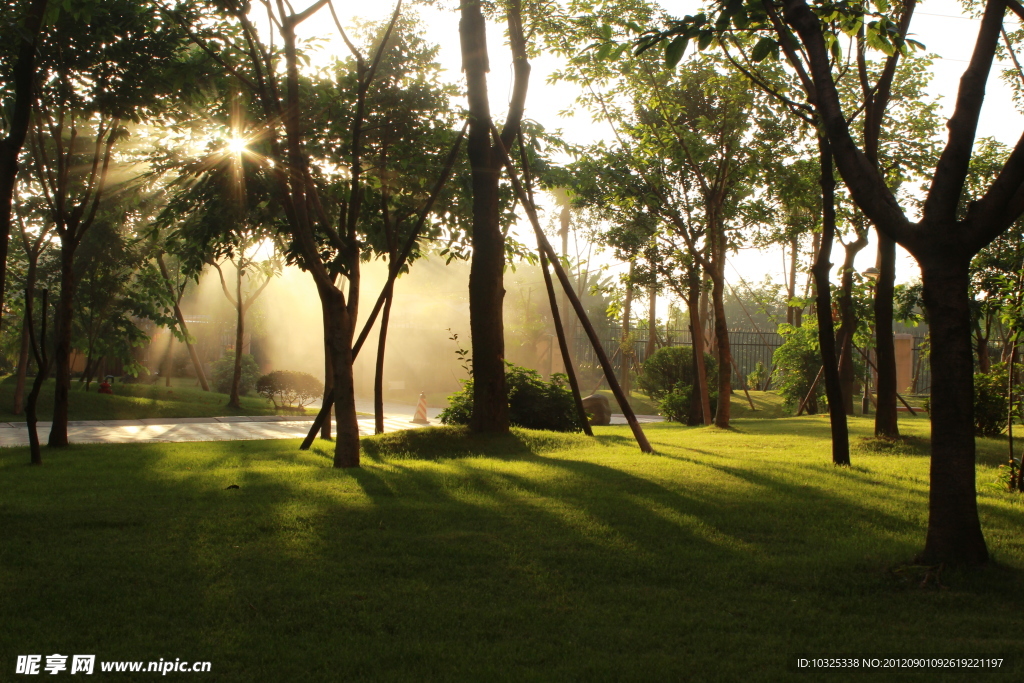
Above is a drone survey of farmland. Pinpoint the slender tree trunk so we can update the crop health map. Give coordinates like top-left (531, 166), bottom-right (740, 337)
top-left (13, 259), bottom-right (38, 415)
top-left (156, 254), bottom-right (209, 391)
top-left (25, 289), bottom-right (49, 466)
top-left (787, 236), bottom-right (798, 325)
top-left (13, 314), bottom-right (30, 414)
top-left (320, 301), bottom-right (334, 440)
top-left (812, 137), bottom-right (850, 465)
top-left (48, 248), bottom-right (76, 447)
top-left (837, 229), bottom-right (868, 414)
top-left (374, 288), bottom-right (394, 435)
top-left (976, 328), bottom-right (991, 374)
top-left (918, 258), bottom-right (987, 565)
top-left (688, 268), bottom-right (712, 425)
top-left (646, 283), bottom-right (657, 360)
top-left (874, 232), bottom-right (900, 437)
top-left (620, 263), bottom-right (634, 395)
top-left (229, 266), bottom-right (244, 408)
top-left (462, 0), bottom-right (509, 434)
top-left (710, 225), bottom-right (732, 428)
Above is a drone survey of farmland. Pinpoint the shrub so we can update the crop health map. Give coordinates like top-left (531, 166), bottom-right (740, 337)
top-left (972, 363), bottom-right (1024, 437)
top-left (772, 322), bottom-right (825, 414)
top-left (637, 346), bottom-right (718, 400)
top-left (211, 351), bottom-right (260, 396)
top-left (439, 362), bottom-right (583, 432)
top-left (256, 370), bottom-right (324, 410)
top-left (659, 387), bottom-right (692, 423)
top-left (747, 361), bottom-right (770, 391)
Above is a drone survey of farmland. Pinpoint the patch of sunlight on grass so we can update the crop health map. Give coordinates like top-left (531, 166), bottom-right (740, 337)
top-left (629, 495), bottom-right (759, 553)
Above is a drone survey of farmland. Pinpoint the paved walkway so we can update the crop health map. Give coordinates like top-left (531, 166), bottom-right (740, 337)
top-left (0, 402), bottom-right (662, 448)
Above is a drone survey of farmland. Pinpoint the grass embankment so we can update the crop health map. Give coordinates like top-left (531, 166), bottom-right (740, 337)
top-left (2, 414), bottom-right (1022, 681)
top-left (0, 377), bottom-right (314, 422)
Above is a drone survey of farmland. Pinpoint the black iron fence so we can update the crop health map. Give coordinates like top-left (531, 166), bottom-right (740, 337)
top-left (573, 324), bottom-right (784, 389)
top-left (573, 323), bottom-right (935, 394)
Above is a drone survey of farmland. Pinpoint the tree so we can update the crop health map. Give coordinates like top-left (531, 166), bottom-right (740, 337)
top-left (25, 0), bottom-right (188, 446)
top-left (459, 0), bottom-right (531, 434)
top-left (173, 1), bottom-right (465, 467)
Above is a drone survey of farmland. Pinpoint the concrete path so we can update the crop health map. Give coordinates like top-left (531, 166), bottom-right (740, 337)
top-left (0, 402), bottom-right (662, 448)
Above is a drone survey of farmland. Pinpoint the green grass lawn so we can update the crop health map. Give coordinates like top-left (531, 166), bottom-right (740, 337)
top-left (0, 377), bottom-right (316, 422)
top-left (2, 415), bottom-right (1023, 681)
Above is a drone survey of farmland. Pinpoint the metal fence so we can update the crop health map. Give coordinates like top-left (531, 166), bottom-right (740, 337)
top-left (573, 325), bottom-right (784, 389)
top-left (574, 324), bottom-right (936, 394)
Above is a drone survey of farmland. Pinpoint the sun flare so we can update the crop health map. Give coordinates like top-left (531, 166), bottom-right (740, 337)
top-left (226, 136), bottom-right (249, 154)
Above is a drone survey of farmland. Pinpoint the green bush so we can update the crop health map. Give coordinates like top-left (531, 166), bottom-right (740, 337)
top-left (211, 351), bottom-right (260, 396)
top-left (439, 362), bottom-right (582, 432)
top-left (256, 370), bottom-right (323, 410)
top-left (637, 346), bottom-right (718, 400)
top-left (659, 387), bottom-right (692, 423)
top-left (772, 322), bottom-right (825, 414)
top-left (972, 363), bottom-right (1024, 437)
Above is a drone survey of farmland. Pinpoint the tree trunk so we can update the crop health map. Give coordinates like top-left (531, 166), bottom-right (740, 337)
top-left (48, 249), bottom-right (75, 447)
top-left (646, 283), bottom-right (657, 360)
top-left (874, 232), bottom-right (900, 437)
top-left (787, 235), bottom-right (799, 325)
top-left (837, 229), bottom-right (868, 415)
top-left (462, 0), bottom-right (509, 434)
top-left (975, 328), bottom-right (991, 374)
top-left (812, 137), bottom-right (850, 466)
top-left (323, 288), bottom-right (359, 468)
top-left (156, 254), bottom-right (209, 391)
top-left (688, 267), bottom-right (712, 425)
top-left (13, 258), bottom-right (38, 415)
top-left (13, 313), bottom-right (29, 415)
top-left (710, 225), bottom-right (732, 428)
top-left (620, 263), bottom-right (634, 396)
top-left (918, 258), bottom-right (988, 565)
top-left (374, 288), bottom-right (394, 435)
top-left (228, 266), bottom-right (244, 408)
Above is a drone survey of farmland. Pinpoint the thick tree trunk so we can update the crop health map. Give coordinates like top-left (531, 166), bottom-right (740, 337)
top-left (374, 288), bottom-right (394, 435)
top-left (48, 249), bottom-right (75, 447)
top-left (461, 0), bottom-right (509, 434)
top-left (874, 233), bottom-right (900, 437)
top-left (228, 268), bottom-right (244, 408)
top-left (812, 137), bottom-right (850, 465)
top-left (918, 259), bottom-right (988, 564)
top-left (323, 288), bottom-right (359, 468)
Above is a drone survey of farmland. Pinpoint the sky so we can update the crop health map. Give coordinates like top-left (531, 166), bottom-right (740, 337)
top-left (287, 0), bottom-right (1024, 312)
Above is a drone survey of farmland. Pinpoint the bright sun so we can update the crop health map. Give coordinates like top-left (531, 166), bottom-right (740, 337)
top-left (226, 136), bottom-right (248, 154)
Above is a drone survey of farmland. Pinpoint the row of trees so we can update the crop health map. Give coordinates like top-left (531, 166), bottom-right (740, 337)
top-left (6, 0), bottom-right (1023, 565)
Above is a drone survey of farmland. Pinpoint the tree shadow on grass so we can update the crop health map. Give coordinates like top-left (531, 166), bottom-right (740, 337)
top-left (4, 437), bottom-right (1024, 681)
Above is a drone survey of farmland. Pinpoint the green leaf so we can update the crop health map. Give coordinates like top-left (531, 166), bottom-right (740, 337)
top-left (751, 36), bottom-right (778, 62)
top-left (830, 36), bottom-right (842, 61)
top-left (698, 30), bottom-right (715, 51)
top-left (665, 35), bottom-right (688, 68)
